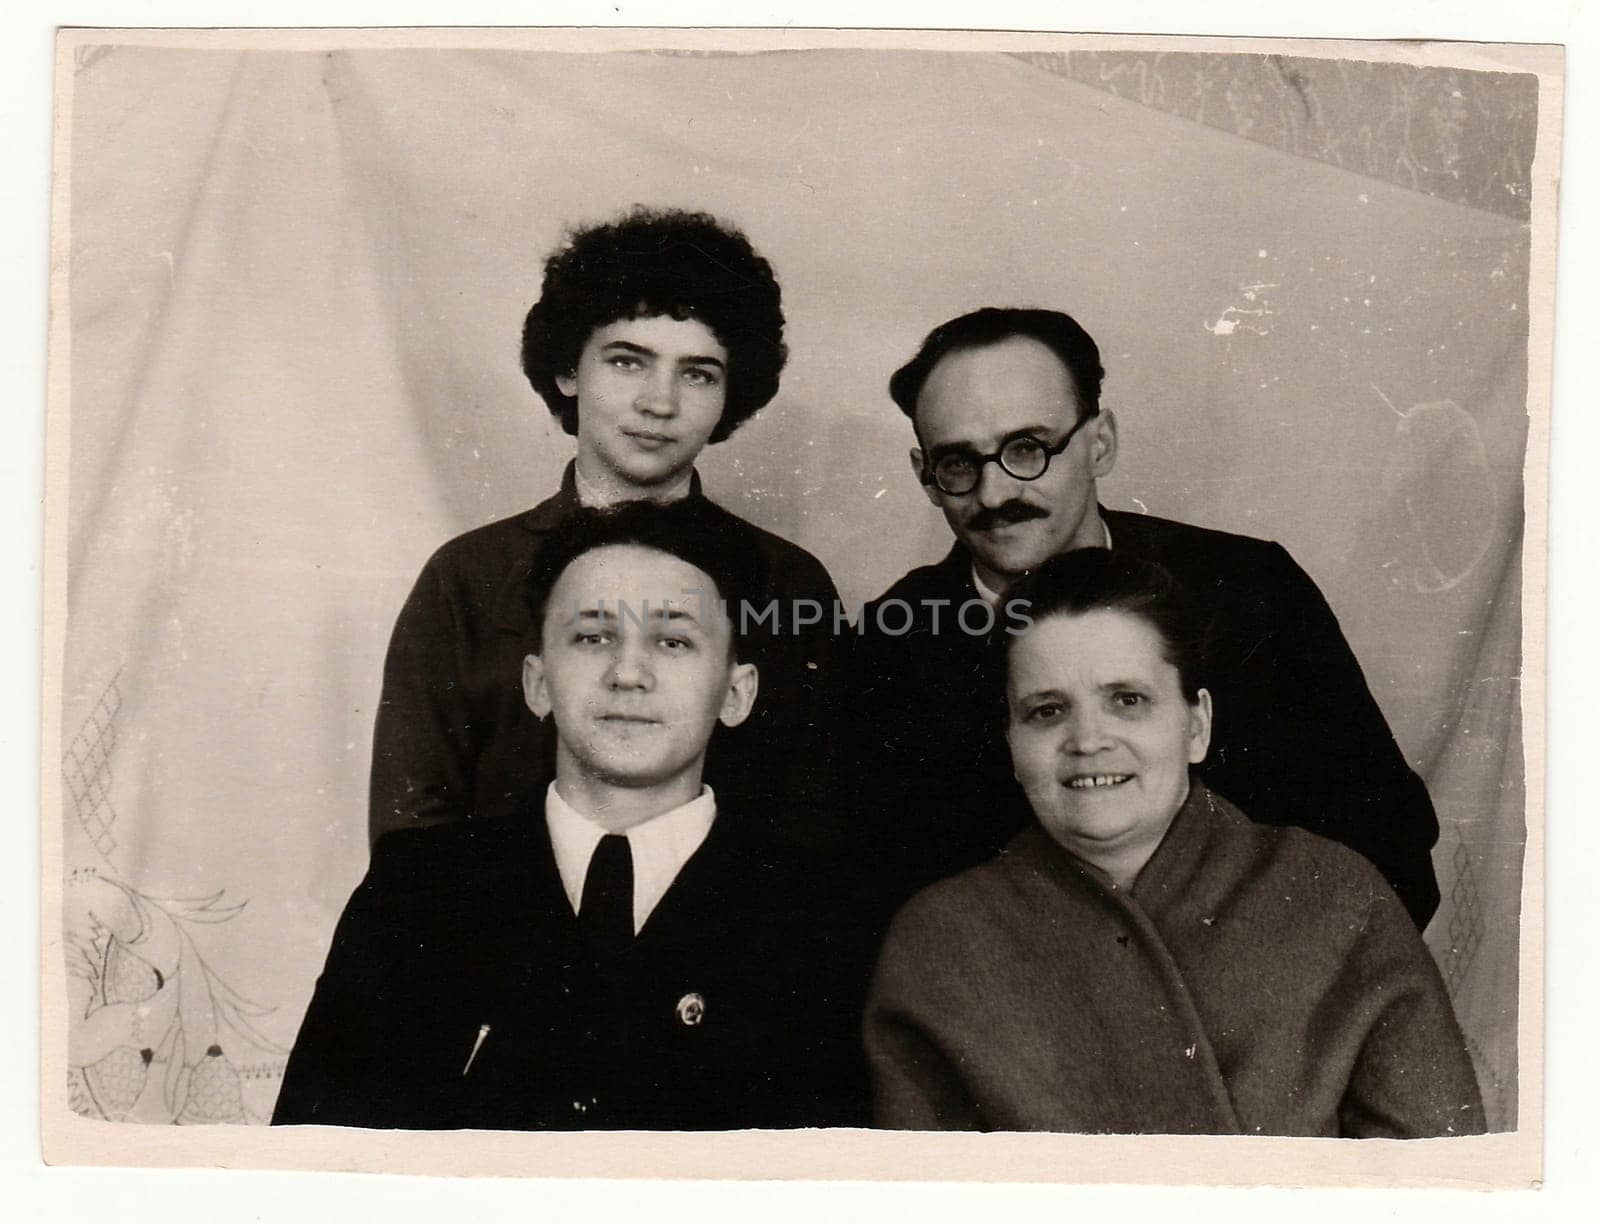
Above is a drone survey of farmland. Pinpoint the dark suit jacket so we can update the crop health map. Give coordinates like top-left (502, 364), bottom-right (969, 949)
top-left (849, 508), bottom-right (1440, 929)
top-left (272, 812), bottom-right (872, 1131)
top-left (368, 464), bottom-right (845, 851)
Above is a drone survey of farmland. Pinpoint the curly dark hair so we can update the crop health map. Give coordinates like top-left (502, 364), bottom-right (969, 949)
top-left (521, 207), bottom-right (788, 444)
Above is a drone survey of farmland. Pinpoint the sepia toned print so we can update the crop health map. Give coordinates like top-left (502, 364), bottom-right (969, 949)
top-left (43, 26), bottom-right (1555, 1185)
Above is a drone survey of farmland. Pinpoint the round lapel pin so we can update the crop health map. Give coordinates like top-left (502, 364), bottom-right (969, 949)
top-left (676, 992), bottom-right (706, 1027)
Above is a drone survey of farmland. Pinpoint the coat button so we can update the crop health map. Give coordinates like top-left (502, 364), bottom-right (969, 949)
top-left (676, 992), bottom-right (706, 1027)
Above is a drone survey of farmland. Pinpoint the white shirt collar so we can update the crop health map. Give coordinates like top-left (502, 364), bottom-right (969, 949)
top-left (970, 565), bottom-right (1006, 609)
top-left (572, 464), bottom-right (695, 509)
top-left (544, 783), bottom-right (718, 934)
top-left (970, 514), bottom-right (1113, 605)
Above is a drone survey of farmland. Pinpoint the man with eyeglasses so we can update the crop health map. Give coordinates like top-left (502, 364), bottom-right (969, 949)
top-left (850, 307), bottom-right (1440, 931)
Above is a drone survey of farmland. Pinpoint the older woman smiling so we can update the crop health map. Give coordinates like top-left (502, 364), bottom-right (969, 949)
top-left (863, 549), bottom-right (1485, 1137)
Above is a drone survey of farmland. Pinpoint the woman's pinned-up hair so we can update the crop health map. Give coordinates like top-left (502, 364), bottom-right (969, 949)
top-left (521, 206), bottom-right (788, 442)
top-left (1003, 548), bottom-right (1213, 703)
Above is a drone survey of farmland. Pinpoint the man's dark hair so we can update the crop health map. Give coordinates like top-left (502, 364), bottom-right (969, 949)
top-left (521, 207), bottom-right (788, 444)
top-left (888, 307), bottom-right (1106, 423)
top-left (1002, 549), bottom-right (1210, 702)
top-left (527, 499), bottom-right (768, 662)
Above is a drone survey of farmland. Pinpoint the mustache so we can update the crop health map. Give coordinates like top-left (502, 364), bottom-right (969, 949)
top-left (968, 501), bottom-right (1048, 532)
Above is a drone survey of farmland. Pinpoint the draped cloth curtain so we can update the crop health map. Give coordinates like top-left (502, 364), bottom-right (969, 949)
top-left (56, 43), bottom-right (1536, 1129)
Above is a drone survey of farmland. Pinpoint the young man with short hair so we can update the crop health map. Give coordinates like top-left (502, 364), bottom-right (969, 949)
top-left (275, 501), bottom-right (869, 1130)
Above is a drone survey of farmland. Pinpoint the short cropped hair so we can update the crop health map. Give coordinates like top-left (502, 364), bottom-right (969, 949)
top-left (1002, 549), bottom-right (1210, 702)
top-left (521, 207), bottom-right (788, 444)
top-left (526, 499), bottom-right (768, 663)
top-left (888, 307), bottom-right (1106, 423)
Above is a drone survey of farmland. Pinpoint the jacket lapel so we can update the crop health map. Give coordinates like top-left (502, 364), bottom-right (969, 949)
top-left (455, 816), bottom-right (590, 1006)
top-left (631, 812), bottom-right (754, 952)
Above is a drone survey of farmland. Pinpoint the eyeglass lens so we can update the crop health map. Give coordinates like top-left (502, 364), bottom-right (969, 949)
top-left (933, 433), bottom-right (1059, 495)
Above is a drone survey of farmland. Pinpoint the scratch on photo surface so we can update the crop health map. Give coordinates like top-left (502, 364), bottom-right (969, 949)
top-left (1357, 880), bottom-right (1375, 934)
top-left (1238, 633), bottom-right (1269, 666)
top-left (1204, 282), bottom-right (1277, 337)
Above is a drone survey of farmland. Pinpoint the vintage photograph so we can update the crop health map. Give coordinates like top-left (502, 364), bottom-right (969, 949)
top-left (42, 26), bottom-right (1555, 1184)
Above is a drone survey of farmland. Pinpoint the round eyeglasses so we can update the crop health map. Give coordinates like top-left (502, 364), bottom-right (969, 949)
top-left (921, 415), bottom-right (1094, 497)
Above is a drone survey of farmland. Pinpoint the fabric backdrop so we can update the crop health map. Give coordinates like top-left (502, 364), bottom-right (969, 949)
top-left (57, 43), bottom-right (1536, 1129)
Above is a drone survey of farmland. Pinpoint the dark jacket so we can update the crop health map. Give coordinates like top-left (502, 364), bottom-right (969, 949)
top-left (864, 785), bottom-right (1482, 1136)
top-left (273, 811), bottom-right (872, 1131)
top-left (368, 465), bottom-right (845, 851)
top-left (849, 508), bottom-right (1441, 928)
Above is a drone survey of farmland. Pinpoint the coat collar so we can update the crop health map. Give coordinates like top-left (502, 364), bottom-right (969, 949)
top-left (1003, 780), bottom-right (1225, 920)
top-left (1129, 781), bottom-right (1230, 919)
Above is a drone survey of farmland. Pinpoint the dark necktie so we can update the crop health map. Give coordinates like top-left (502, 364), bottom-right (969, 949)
top-left (579, 834), bottom-right (634, 962)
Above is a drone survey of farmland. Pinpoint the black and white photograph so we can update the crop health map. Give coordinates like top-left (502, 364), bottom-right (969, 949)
top-left (40, 21), bottom-right (1555, 1187)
